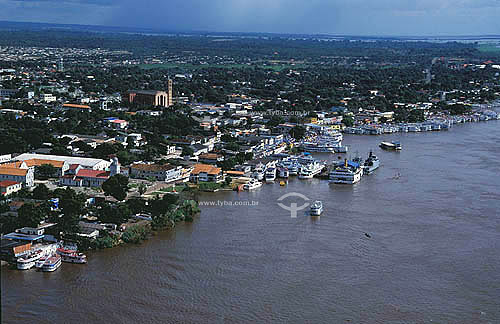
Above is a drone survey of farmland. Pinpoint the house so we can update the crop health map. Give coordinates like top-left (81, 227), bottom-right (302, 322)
top-left (77, 227), bottom-right (100, 240)
top-left (189, 164), bottom-right (224, 183)
top-left (127, 133), bottom-right (147, 147)
top-left (129, 163), bottom-right (182, 182)
top-left (0, 180), bottom-right (22, 196)
top-left (42, 93), bottom-right (57, 103)
top-left (190, 144), bottom-right (209, 156)
top-left (198, 153), bottom-right (224, 165)
top-left (108, 119), bottom-right (129, 129)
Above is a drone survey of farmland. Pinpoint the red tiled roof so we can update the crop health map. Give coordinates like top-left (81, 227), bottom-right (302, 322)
top-left (0, 167), bottom-right (28, 176)
top-left (0, 180), bottom-right (19, 187)
top-left (76, 169), bottom-right (110, 179)
top-left (63, 103), bottom-right (90, 109)
top-left (191, 163), bottom-right (222, 175)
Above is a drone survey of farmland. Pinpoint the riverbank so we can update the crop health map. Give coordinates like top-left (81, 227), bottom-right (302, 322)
top-left (77, 198), bottom-right (201, 252)
top-left (344, 108), bottom-right (500, 135)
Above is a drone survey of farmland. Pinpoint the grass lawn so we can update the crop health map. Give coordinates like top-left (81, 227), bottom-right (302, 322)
top-left (477, 44), bottom-right (500, 53)
top-left (159, 185), bottom-right (185, 192)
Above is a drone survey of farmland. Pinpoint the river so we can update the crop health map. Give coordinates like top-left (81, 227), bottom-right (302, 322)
top-left (2, 120), bottom-right (500, 323)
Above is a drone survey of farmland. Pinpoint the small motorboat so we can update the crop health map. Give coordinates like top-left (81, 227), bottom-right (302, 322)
top-left (310, 200), bottom-right (323, 216)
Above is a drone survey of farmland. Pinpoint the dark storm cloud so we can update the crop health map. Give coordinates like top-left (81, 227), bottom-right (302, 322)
top-left (1, 0), bottom-right (499, 35)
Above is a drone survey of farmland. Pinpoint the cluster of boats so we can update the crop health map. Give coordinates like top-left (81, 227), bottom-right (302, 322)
top-left (344, 110), bottom-right (499, 136)
top-left (243, 150), bottom-right (383, 189)
top-left (245, 153), bottom-right (327, 190)
top-left (344, 122), bottom-right (450, 135)
top-left (298, 132), bottom-right (348, 153)
top-left (16, 244), bottom-right (87, 272)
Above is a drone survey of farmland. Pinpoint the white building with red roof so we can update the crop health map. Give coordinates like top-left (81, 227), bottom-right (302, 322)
top-left (60, 169), bottom-right (111, 187)
top-left (0, 180), bottom-right (22, 196)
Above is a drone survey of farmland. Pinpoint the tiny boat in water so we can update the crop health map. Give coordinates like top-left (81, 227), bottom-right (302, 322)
top-left (310, 201), bottom-right (323, 216)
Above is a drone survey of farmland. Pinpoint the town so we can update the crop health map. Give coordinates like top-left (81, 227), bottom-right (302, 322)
top-left (1, 29), bottom-right (500, 271)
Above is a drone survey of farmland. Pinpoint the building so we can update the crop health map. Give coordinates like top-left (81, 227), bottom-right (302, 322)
top-left (60, 169), bottom-right (110, 187)
top-left (198, 153), bottom-right (224, 165)
top-left (124, 81), bottom-right (173, 107)
top-left (108, 119), bottom-right (128, 129)
top-left (0, 89), bottom-right (18, 97)
top-left (14, 154), bottom-right (111, 171)
top-left (189, 164), bottom-right (224, 183)
top-left (41, 93), bottom-right (57, 103)
top-left (23, 158), bottom-right (70, 177)
top-left (58, 57), bottom-right (64, 72)
top-left (0, 239), bottom-right (31, 261)
top-left (0, 180), bottom-right (22, 196)
top-left (129, 163), bottom-right (182, 182)
top-left (0, 164), bottom-right (35, 187)
top-left (0, 154), bottom-right (12, 163)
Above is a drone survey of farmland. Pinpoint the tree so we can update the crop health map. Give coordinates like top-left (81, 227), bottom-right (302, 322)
top-left (225, 142), bottom-right (240, 152)
top-left (182, 146), bottom-right (194, 157)
top-left (342, 115), bottom-right (354, 127)
top-left (32, 183), bottom-right (51, 200)
top-left (102, 174), bottom-right (129, 201)
top-left (138, 183), bottom-right (147, 196)
top-left (50, 145), bottom-right (71, 156)
top-left (98, 203), bottom-right (131, 225)
top-left (57, 188), bottom-right (85, 235)
top-left (92, 143), bottom-right (118, 159)
top-left (149, 193), bottom-right (179, 217)
top-left (18, 203), bottom-right (47, 228)
top-left (126, 198), bottom-right (147, 215)
top-left (72, 140), bottom-right (93, 152)
top-left (37, 164), bottom-right (58, 179)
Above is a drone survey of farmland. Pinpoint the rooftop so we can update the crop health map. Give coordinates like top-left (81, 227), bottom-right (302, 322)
top-left (63, 103), bottom-right (91, 109)
top-left (0, 180), bottom-right (19, 187)
top-left (14, 153), bottom-right (110, 168)
top-left (0, 167), bottom-right (28, 176)
top-left (76, 169), bottom-right (110, 179)
top-left (130, 163), bottom-right (177, 172)
top-left (24, 158), bottom-right (65, 168)
top-left (191, 163), bottom-right (222, 175)
top-left (3, 232), bottom-right (44, 241)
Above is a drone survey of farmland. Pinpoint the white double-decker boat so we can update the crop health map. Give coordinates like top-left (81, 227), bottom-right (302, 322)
top-left (17, 243), bottom-right (59, 270)
top-left (42, 254), bottom-right (62, 272)
top-left (57, 247), bottom-right (87, 264)
top-left (329, 159), bottom-right (363, 184)
top-left (298, 161), bottom-right (324, 179)
top-left (17, 251), bottom-right (43, 270)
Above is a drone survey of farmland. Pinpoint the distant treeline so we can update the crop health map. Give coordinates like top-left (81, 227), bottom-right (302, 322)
top-left (0, 29), bottom-right (486, 62)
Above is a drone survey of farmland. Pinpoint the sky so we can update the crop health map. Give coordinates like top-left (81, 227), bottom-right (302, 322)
top-left (1, 0), bottom-right (499, 36)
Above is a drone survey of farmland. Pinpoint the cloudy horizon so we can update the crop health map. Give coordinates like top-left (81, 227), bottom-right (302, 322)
top-left (1, 0), bottom-right (499, 36)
